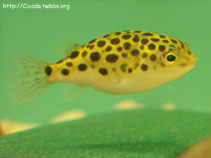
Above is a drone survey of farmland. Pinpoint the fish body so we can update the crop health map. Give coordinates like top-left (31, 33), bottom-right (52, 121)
top-left (9, 30), bottom-right (196, 105)
top-left (47, 30), bottom-right (196, 93)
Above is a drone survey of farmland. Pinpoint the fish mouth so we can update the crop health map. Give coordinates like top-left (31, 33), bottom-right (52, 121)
top-left (190, 56), bottom-right (197, 67)
top-left (179, 54), bottom-right (197, 67)
top-left (180, 60), bottom-right (196, 67)
top-left (191, 54), bottom-right (197, 62)
top-left (190, 61), bottom-right (196, 67)
top-left (179, 59), bottom-right (196, 67)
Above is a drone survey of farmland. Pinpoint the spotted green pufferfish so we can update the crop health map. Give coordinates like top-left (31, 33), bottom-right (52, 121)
top-left (10, 30), bottom-right (196, 105)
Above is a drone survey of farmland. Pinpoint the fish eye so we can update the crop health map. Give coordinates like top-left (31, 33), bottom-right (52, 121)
top-left (166, 54), bottom-right (176, 62)
top-left (162, 51), bottom-right (178, 66)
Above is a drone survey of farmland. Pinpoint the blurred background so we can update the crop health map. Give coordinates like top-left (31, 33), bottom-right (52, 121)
top-left (1, 0), bottom-right (211, 134)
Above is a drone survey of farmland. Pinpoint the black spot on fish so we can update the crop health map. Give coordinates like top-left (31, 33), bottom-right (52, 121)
top-left (134, 31), bottom-right (141, 33)
top-left (103, 34), bottom-right (110, 38)
top-left (132, 35), bottom-right (139, 42)
top-left (61, 69), bottom-right (69, 76)
top-left (78, 63), bottom-right (87, 71)
top-left (117, 46), bottom-right (122, 52)
top-left (110, 38), bottom-right (120, 45)
top-left (106, 54), bottom-right (119, 63)
top-left (142, 52), bottom-right (148, 58)
top-left (159, 45), bottom-right (166, 52)
top-left (122, 53), bottom-right (128, 58)
top-left (140, 45), bottom-right (144, 50)
top-left (128, 68), bottom-right (133, 73)
top-left (122, 34), bottom-right (131, 39)
top-left (170, 44), bottom-right (176, 48)
top-left (89, 39), bottom-right (96, 44)
top-left (179, 40), bottom-right (185, 48)
top-left (45, 66), bottom-right (52, 76)
top-left (82, 50), bottom-right (88, 58)
top-left (148, 43), bottom-right (156, 50)
top-left (141, 39), bottom-right (149, 45)
top-left (97, 40), bottom-right (106, 47)
top-left (131, 49), bottom-right (140, 56)
top-left (90, 52), bottom-right (101, 62)
top-left (114, 32), bottom-right (121, 35)
top-left (163, 40), bottom-right (169, 43)
top-left (66, 62), bottom-right (73, 67)
top-left (105, 45), bottom-right (112, 52)
top-left (70, 51), bottom-right (79, 58)
top-left (151, 38), bottom-right (160, 42)
top-left (56, 59), bottom-right (63, 64)
top-left (159, 35), bottom-right (166, 38)
top-left (141, 64), bottom-right (148, 71)
top-left (150, 54), bottom-right (157, 62)
top-left (99, 68), bottom-right (108, 76)
top-left (123, 42), bottom-right (131, 50)
top-left (142, 32), bottom-right (154, 36)
top-left (89, 45), bottom-right (94, 49)
top-left (170, 39), bottom-right (178, 44)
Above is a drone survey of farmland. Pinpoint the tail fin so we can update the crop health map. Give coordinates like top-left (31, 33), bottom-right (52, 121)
top-left (7, 54), bottom-right (51, 105)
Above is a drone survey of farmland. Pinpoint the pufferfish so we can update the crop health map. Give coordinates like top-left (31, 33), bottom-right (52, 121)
top-left (10, 30), bottom-right (196, 105)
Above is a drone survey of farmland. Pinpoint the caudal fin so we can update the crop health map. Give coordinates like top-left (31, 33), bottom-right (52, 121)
top-left (7, 54), bottom-right (51, 105)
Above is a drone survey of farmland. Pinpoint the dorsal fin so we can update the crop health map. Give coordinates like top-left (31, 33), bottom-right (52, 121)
top-left (66, 44), bottom-right (81, 57)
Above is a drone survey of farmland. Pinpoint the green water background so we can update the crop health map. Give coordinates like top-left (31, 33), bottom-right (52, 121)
top-left (1, 0), bottom-right (211, 124)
